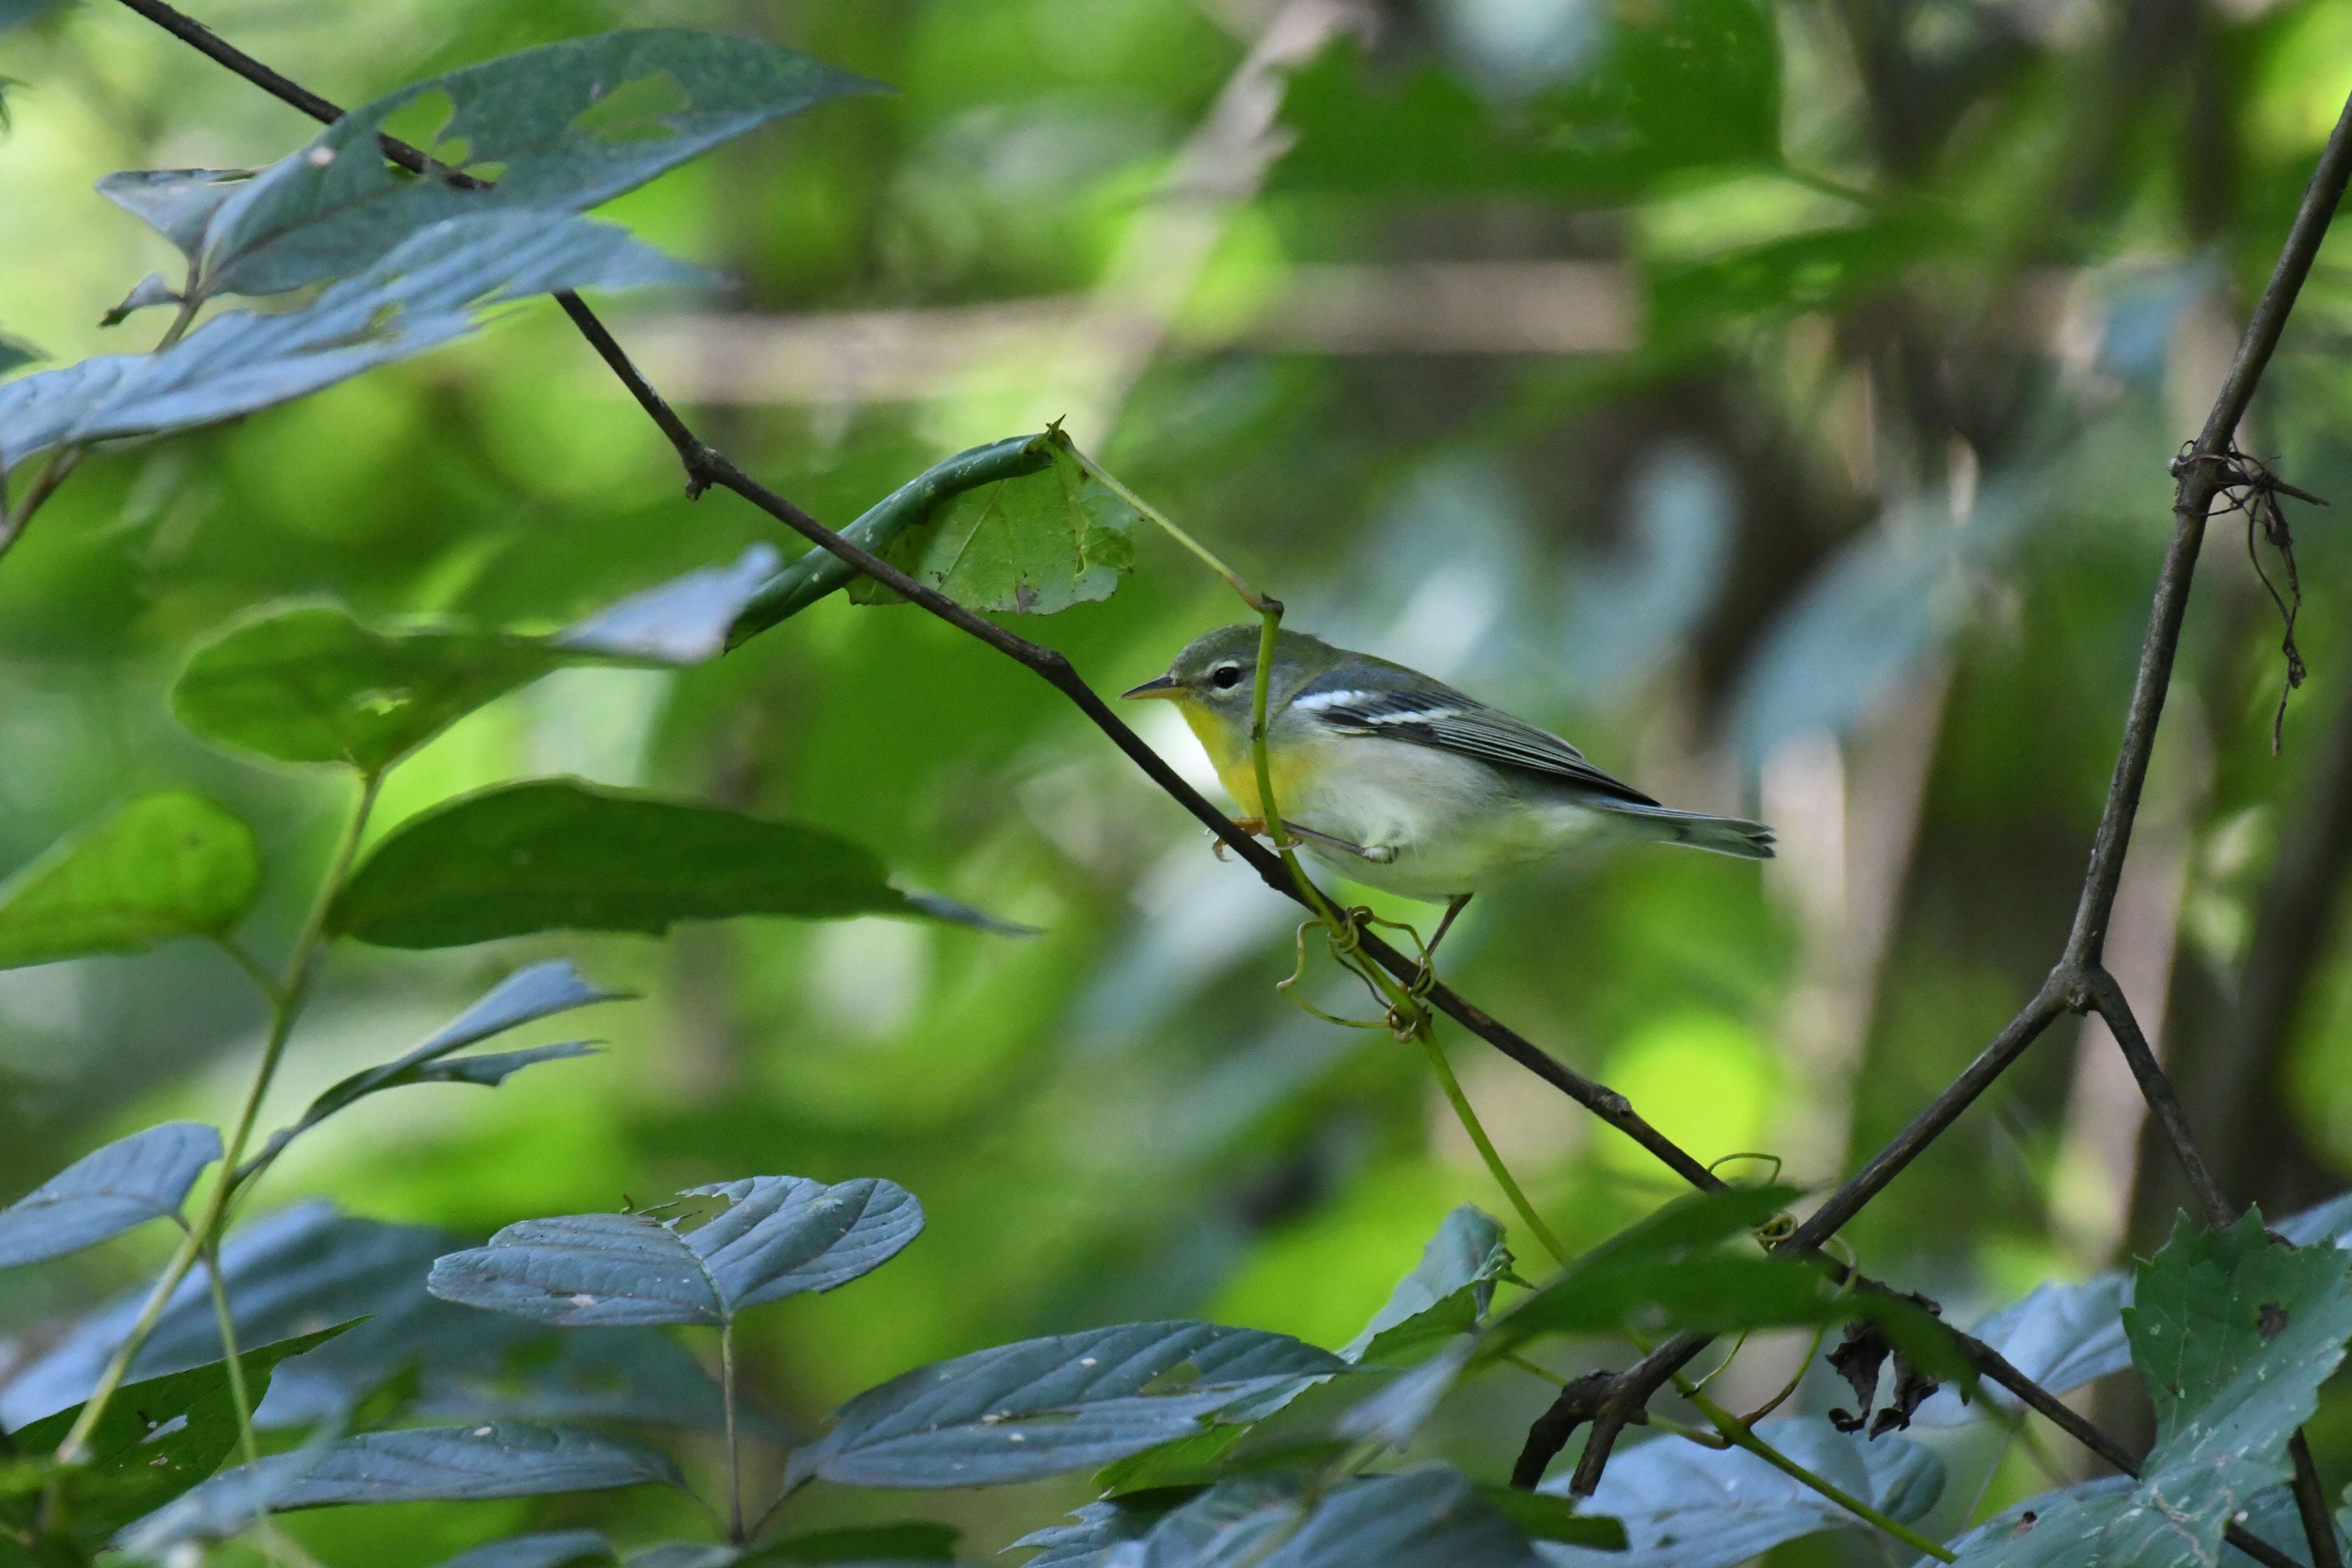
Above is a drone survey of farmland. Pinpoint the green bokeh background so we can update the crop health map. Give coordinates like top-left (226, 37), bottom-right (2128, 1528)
top-left (8, 0), bottom-right (2352, 1559)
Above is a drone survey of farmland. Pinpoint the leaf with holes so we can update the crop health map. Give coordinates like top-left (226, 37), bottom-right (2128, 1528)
top-left (0, 1122), bottom-right (219, 1269)
top-left (1949, 1211), bottom-right (2352, 1567)
top-left (427, 1175), bottom-right (923, 1328)
top-left (1343, 1205), bottom-right (1509, 1365)
top-left (325, 779), bottom-right (998, 947)
top-left (193, 29), bottom-right (877, 299)
top-left (787, 1321), bottom-right (1352, 1489)
top-left (0, 209), bottom-right (694, 474)
top-left (0, 792), bottom-right (259, 970)
top-left (849, 429), bottom-right (1137, 615)
top-left (0, 1324), bottom-right (354, 1547)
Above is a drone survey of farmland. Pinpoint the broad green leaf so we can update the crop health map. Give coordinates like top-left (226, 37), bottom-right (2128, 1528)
top-left (427, 1174), bottom-right (924, 1327)
top-left (1342, 1205), bottom-right (1510, 1364)
top-left (97, 168), bottom-right (253, 258)
top-left (0, 210), bottom-right (695, 474)
top-left (2, 1202), bottom-right (723, 1436)
top-left (429, 1534), bottom-right (616, 1568)
top-left (727, 434), bottom-right (1048, 642)
top-left (1335, 1338), bottom-right (1473, 1450)
top-left (1274, 11), bottom-right (1779, 203)
top-left (1949, 1211), bottom-right (2352, 1567)
top-left (0, 792), bottom-right (260, 969)
top-left (324, 779), bottom-right (981, 947)
top-left (176, 545), bottom-right (782, 773)
top-left (1472, 1486), bottom-right (1626, 1550)
top-left (175, 605), bottom-right (560, 773)
top-left (196, 30), bottom-right (876, 299)
top-left (0, 1323), bottom-right (355, 1547)
top-left (786, 1322), bottom-right (1353, 1489)
top-left (0, 1122), bottom-right (219, 1268)
top-left (1537, 1416), bottom-right (1942, 1563)
top-left (244, 961), bottom-right (619, 1171)
top-left (121, 1424), bottom-right (681, 1547)
top-left (847, 428), bottom-right (1137, 615)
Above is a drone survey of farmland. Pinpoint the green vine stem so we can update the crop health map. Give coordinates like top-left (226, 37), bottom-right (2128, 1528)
top-left (1419, 1034), bottom-right (1568, 1265)
top-left (52, 770), bottom-right (382, 1476)
top-left (721, 1320), bottom-right (744, 1544)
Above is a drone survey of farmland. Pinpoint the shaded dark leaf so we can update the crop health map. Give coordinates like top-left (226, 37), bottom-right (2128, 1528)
top-left (326, 779), bottom-right (980, 947)
top-left (0, 1122), bottom-right (218, 1268)
top-left (196, 29), bottom-right (878, 298)
top-left (744, 1521), bottom-right (959, 1563)
top-left (1471, 1486), bottom-right (1625, 1549)
top-left (787, 1322), bottom-right (1352, 1488)
top-left (1010, 1495), bottom-right (1188, 1568)
top-left (125, 1424), bottom-right (680, 1540)
top-left (2, 1324), bottom-right (354, 1545)
top-left (0, 331), bottom-right (38, 375)
top-left (1334, 1339), bottom-right (1472, 1450)
top-left (0, 791), bottom-right (260, 970)
top-left (98, 271), bottom-right (180, 329)
top-left (1538, 1416), bottom-right (1942, 1566)
top-left (428, 1174), bottom-right (923, 1327)
top-left (1132, 1467), bottom-right (1546, 1568)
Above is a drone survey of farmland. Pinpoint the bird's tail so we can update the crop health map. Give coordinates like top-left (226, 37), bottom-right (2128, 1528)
top-left (1606, 802), bottom-right (1776, 860)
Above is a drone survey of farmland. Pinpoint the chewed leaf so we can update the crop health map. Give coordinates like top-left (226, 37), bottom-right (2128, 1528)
top-left (851, 429), bottom-right (1138, 615)
top-left (0, 792), bottom-right (260, 970)
top-left (196, 29), bottom-right (877, 298)
top-left (325, 779), bottom-right (1003, 947)
top-left (786, 1321), bottom-right (1351, 1489)
top-left (0, 209), bottom-right (694, 474)
top-left (428, 1175), bottom-right (922, 1328)
top-left (0, 1123), bottom-right (220, 1269)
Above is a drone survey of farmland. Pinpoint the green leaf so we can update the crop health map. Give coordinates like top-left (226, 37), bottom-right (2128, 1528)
top-left (1646, 211), bottom-right (1955, 358)
top-left (0, 1323), bottom-right (356, 1546)
top-left (1273, 11), bottom-right (1779, 203)
top-left (1950, 1211), bottom-right (2352, 1567)
top-left (196, 30), bottom-right (878, 299)
top-left (0, 792), bottom-right (260, 969)
top-left (325, 780), bottom-right (988, 947)
top-left (743, 1521), bottom-right (959, 1563)
top-left (174, 604), bottom-right (561, 773)
top-left (0, 210), bottom-right (694, 475)
top-left (97, 169), bottom-right (253, 259)
top-left (0, 330), bottom-right (38, 376)
top-left (849, 428), bottom-right (1138, 615)
top-left (726, 434), bottom-right (1048, 642)
top-left (1126, 1468), bottom-right (1548, 1568)
top-left (1471, 1486), bottom-right (1628, 1549)
top-left (176, 547), bottom-right (784, 773)
top-left (426, 1174), bottom-right (924, 1327)
top-left (786, 1322), bottom-right (1353, 1489)
top-left (428, 1534), bottom-right (615, 1568)
top-left (1343, 1206), bottom-right (1510, 1364)
top-left (0, 1123), bottom-right (219, 1268)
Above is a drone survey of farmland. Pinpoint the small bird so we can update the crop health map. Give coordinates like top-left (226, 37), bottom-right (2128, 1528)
top-left (1123, 624), bottom-right (1773, 953)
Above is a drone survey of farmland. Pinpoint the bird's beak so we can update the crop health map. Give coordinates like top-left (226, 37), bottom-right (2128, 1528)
top-left (1121, 673), bottom-right (1181, 700)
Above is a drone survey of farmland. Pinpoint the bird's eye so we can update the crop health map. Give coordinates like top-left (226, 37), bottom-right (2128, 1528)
top-left (1210, 664), bottom-right (1244, 690)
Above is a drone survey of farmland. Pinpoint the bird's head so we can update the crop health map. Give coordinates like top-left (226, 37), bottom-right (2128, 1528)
top-left (1122, 624), bottom-right (1343, 728)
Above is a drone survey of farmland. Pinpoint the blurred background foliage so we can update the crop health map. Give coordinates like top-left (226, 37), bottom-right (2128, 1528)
top-left (5, 0), bottom-right (2352, 1558)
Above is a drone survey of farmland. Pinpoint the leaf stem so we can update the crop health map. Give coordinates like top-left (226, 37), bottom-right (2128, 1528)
top-left (721, 1319), bottom-right (744, 1544)
top-left (200, 1247), bottom-right (261, 1469)
top-left (1075, 442), bottom-right (1271, 612)
top-left (1420, 1033), bottom-right (1567, 1266)
top-left (1678, 1384), bottom-right (1955, 1562)
top-left (51, 771), bottom-right (380, 1470)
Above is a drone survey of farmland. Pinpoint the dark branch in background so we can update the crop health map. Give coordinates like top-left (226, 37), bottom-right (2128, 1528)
top-left (109, 5), bottom-right (2352, 1558)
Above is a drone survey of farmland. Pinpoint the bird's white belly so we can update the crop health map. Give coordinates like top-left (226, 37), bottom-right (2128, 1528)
top-left (1285, 739), bottom-right (1614, 902)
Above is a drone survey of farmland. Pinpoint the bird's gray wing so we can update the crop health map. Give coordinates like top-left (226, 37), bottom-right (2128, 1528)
top-left (1297, 687), bottom-right (1660, 807)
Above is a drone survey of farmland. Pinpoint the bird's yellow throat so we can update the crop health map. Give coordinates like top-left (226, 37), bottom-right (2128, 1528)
top-left (1170, 696), bottom-right (1315, 817)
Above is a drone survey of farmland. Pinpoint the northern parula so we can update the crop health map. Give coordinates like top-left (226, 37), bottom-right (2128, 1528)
top-left (1124, 624), bottom-right (1773, 947)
